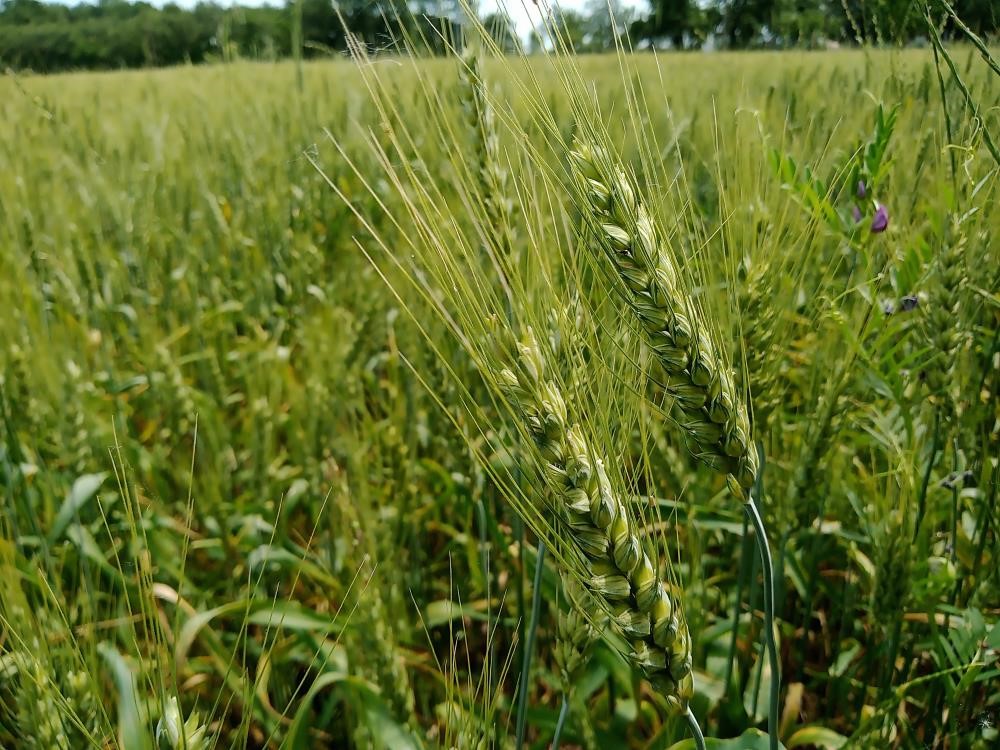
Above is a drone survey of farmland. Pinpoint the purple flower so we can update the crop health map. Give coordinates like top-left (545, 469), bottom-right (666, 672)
top-left (856, 179), bottom-right (867, 199)
top-left (871, 203), bottom-right (889, 234)
top-left (851, 204), bottom-right (862, 223)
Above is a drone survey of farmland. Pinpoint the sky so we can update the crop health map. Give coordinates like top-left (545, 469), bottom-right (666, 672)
top-left (480, 1), bottom-right (644, 36)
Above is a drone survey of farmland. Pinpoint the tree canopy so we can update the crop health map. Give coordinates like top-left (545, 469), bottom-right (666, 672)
top-left (0, 0), bottom-right (995, 73)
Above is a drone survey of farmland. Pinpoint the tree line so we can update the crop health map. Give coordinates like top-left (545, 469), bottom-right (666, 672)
top-left (0, 0), bottom-right (995, 73)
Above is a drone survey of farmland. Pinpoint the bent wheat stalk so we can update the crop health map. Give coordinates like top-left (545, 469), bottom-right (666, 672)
top-left (568, 141), bottom-right (780, 749)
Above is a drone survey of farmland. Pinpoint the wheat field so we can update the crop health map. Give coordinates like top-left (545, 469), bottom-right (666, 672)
top-left (1, 43), bottom-right (998, 749)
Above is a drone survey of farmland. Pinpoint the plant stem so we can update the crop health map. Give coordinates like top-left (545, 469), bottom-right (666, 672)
top-left (723, 512), bottom-right (752, 696)
top-left (747, 443), bottom-right (780, 750)
top-left (515, 540), bottom-right (546, 750)
top-left (965, 460), bottom-right (998, 605)
top-left (914, 408), bottom-right (941, 541)
top-left (950, 436), bottom-right (959, 569)
top-left (685, 707), bottom-right (707, 750)
top-left (552, 695), bottom-right (569, 750)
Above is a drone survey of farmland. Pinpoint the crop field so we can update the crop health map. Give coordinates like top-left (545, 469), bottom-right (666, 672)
top-left (1, 37), bottom-right (998, 750)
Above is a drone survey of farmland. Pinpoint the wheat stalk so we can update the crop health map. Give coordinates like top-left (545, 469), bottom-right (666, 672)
top-left (566, 139), bottom-right (779, 749)
top-left (922, 214), bottom-right (970, 415)
top-left (737, 260), bottom-right (784, 432)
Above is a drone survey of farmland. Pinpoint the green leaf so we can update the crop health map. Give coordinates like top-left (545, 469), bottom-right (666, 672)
top-left (829, 640), bottom-right (861, 678)
top-left (99, 643), bottom-right (152, 750)
top-left (743, 652), bottom-right (774, 724)
top-left (787, 725), bottom-right (848, 749)
top-left (358, 688), bottom-right (423, 750)
top-left (48, 472), bottom-right (107, 544)
top-left (244, 602), bottom-right (344, 633)
top-left (176, 601), bottom-right (249, 663)
top-left (986, 621), bottom-right (1000, 651)
top-left (286, 665), bottom-right (421, 750)
top-left (65, 525), bottom-right (117, 575)
top-left (424, 599), bottom-right (478, 628)
top-left (668, 728), bottom-right (783, 749)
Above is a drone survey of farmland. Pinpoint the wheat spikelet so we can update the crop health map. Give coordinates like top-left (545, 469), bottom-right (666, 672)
top-left (157, 696), bottom-right (209, 750)
top-left (334, 483), bottom-right (416, 727)
top-left (497, 326), bottom-right (693, 712)
top-left (568, 142), bottom-right (758, 500)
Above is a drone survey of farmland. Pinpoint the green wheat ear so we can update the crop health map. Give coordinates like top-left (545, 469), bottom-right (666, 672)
top-left (568, 140), bottom-right (758, 500)
top-left (458, 45), bottom-right (515, 259)
top-left (553, 575), bottom-right (605, 750)
top-left (496, 325), bottom-right (693, 712)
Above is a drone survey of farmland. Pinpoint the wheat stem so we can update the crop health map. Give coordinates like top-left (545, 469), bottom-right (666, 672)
top-left (685, 707), bottom-right (707, 750)
top-left (723, 512), bottom-right (752, 697)
top-left (515, 541), bottom-right (546, 750)
top-left (552, 696), bottom-right (570, 750)
top-left (748, 497), bottom-right (780, 750)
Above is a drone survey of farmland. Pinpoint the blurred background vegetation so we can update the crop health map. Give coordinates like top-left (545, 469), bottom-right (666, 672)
top-left (0, 0), bottom-right (997, 73)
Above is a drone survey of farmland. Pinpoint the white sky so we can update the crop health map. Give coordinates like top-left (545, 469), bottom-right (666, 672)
top-left (480, 1), bottom-right (645, 35)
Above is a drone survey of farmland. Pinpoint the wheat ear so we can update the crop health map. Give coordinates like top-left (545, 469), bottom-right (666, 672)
top-left (738, 261), bottom-right (784, 432)
top-left (458, 46), bottom-right (514, 258)
top-left (922, 215), bottom-right (969, 412)
top-left (157, 696), bottom-right (208, 750)
top-left (497, 327), bottom-right (693, 712)
top-left (552, 575), bottom-right (603, 750)
top-left (569, 142), bottom-right (757, 499)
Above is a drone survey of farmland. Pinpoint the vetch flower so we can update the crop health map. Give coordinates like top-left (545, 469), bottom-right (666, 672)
top-left (856, 179), bottom-right (867, 199)
top-left (871, 203), bottom-right (889, 233)
top-left (851, 204), bottom-right (862, 223)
